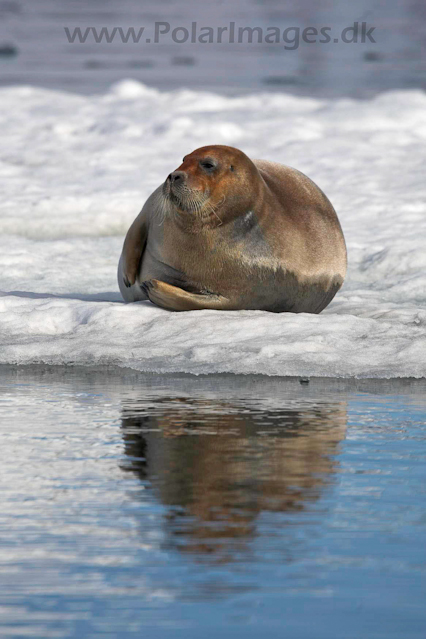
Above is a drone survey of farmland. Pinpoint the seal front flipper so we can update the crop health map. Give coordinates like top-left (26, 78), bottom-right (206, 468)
top-left (142, 280), bottom-right (235, 312)
top-left (121, 210), bottom-right (148, 287)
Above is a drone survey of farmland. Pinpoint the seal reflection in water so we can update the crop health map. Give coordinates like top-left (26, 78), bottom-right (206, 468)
top-left (120, 396), bottom-right (347, 559)
top-left (118, 145), bottom-right (347, 312)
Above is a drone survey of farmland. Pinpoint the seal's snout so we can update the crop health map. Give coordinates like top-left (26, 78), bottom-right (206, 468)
top-left (168, 170), bottom-right (187, 184)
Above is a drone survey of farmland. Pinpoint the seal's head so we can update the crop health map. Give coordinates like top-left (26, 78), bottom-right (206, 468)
top-left (162, 145), bottom-right (262, 224)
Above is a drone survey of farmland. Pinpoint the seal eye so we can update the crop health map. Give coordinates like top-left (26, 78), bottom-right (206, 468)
top-left (200, 160), bottom-right (216, 171)
top-left (230, 165), bottom-right (234, 172)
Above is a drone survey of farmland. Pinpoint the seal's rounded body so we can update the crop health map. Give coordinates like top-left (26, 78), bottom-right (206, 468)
top-left (118, 145), bottom-right (346, 312)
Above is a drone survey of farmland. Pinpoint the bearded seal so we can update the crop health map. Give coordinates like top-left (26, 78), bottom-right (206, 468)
top-left (117, 145), bottom-right (347, 312)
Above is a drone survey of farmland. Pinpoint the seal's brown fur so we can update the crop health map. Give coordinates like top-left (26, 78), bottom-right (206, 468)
top-left (118, 145), bottom-right (347, 312)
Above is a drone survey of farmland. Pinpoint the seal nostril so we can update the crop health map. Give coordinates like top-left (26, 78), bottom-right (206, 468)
top-left (170, 171), bottom-right (186, 183)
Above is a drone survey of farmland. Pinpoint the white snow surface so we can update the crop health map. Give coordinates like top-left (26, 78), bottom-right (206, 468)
top-left (1, 80), bottom-right (425, 378)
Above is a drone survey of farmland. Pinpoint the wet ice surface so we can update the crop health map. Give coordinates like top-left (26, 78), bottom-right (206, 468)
top-left (1, 82), bottom-right (426, 377)
top-left (0, 366), bottom-right (425, 638)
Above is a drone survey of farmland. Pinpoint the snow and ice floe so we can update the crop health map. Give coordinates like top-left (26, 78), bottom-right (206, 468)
top-left (0, 80), bottom-right (425, 377)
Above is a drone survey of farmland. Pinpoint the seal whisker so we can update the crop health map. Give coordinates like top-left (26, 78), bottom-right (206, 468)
top-left (154, 192), bottom-right (172, 226)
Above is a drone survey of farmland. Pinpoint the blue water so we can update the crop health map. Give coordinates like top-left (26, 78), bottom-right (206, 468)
top-left (0, 367), bottom-right (425, 637)
top-left (0, 0), bottom-right (425, 97)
